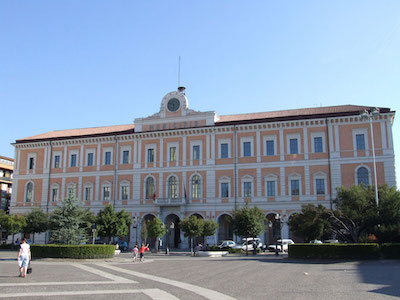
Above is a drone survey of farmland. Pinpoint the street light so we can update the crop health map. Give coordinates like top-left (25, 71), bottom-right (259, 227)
top-left (360, 108), bottom-right (380, 207)
top-left (91, 224), bottom-right (97, 245)
top-left (274, 214), bottom-right (281, 256)
top-left (132, 216), bottom-right (138, 246)
top-left (165, 222), bottom-right (175, 255)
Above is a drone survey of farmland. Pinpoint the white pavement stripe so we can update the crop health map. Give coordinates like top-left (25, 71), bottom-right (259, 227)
top-left (0, 288), bottom-right (178, 299)
top-left (0, 281), bottom-right (130, 287)
top-left (95, 263), bottom-right (236, 300)
top-left (72, 263), bottom-right (136, 283)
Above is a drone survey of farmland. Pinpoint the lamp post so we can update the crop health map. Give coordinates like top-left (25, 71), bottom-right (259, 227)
top-left (91, 224), bottom-right (97, 245)
top-left (360, 108), bottom-right (380, 207)
top-left (165, 222), bottom-right (175, 255)
top-left (274, 214), bottom-right (281, 256)
top-left (132, 216), bottom-right (138, 246)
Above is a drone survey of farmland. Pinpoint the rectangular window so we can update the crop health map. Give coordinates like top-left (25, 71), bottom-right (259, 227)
top-left (221, 143), bottom-right (228, 158)
top-left (356, 134), bottom-right (365, 150)
top-left (70, 154), bottom-right (77, 167)
top-left (291, 179), bottom-right (300, 196)
top-left (105, 152), bottom-right (111, 165)
top-left (243, 142), bottom-right (251, 157)
top-left (103, 187), bottom-right (110, 201)
top-left (67, 187), bottom-right (76, 199)
top-left (316, 179), bottom-right (325, 195)
top-left (122, 150), bottom-right (129, 164)
top-left (193, 145), bottom-right (200, 160)
top-left (54, 155), bottom-right (61, 168)
top-left (267, 181), bottom-right (276, 197)
top-left (29, 157), bottom-right (35, 170)
top-left (51, 188), bottom-right (58, 202)
top-left (147, 148), bottom-right (154, 163)
top-left (243, 182), bottom-right (252, 197)
top-left (85, 187), bottom-right (92, 201)
top-left (169, 147), bottom-right (177, 162)
top-left (121, 186), bottom-right (128, 200)
top-left (314, 137), bottom-right (323, 153)
top-left (290, 139), bottom-right (298, 154)
top-left (221, 183), bottom-right (229, 198)
top-left (87, 153), bottom-right (94, 166)
top-left (266, 140), bottom-right (275, 156)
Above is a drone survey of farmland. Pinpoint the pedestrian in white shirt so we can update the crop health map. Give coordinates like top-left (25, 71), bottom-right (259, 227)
top-left (17, 238), bottom-right (31, 278)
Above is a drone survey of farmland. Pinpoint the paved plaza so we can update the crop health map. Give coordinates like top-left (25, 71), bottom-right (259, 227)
top-left (1, 250), bottom-right (400, 299)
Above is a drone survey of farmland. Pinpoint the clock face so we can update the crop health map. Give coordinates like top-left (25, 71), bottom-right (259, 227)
top-left (167, 98), bottom-right (180, 112)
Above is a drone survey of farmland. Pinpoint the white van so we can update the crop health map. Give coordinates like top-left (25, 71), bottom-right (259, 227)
top-left (232, 238), bottom-right (262, 251)
top-left (267, 239), bottom-right (294, 252)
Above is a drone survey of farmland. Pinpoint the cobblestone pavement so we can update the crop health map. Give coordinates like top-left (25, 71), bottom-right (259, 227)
top-left (1, 250), bottom-right (400, 299)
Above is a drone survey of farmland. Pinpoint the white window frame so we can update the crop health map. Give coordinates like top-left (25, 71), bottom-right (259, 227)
top-left (145, 144), bottom-right (157, 164)
top-left (53, 151), bottom-right (62, 169)
top-left (352, 128), bottom-right (369, 154)
top-left (84, 182), bottom-right (94, 202)
top-left (103, 147), bottom-right (113, 166)
top-left (67, 183), bottom-right (77, 200)
top-left (355, 165), bottom-right (372, 186)
top-left (265, 174), bottom-right (278, 197)
top-left (50, 183), bottom-right (59, 202)
top-left (190, 173), bottom-right (202, 199)
top-left (218, 138), bottom-right (231, 159)
top-left (287, 134), bottom-right (301, 155)
top-left (167, 142), bottom-right (179, 163)
top-left (241, 175), bottom-right (254, 198)
top-left (241, 137), bottom-right (254, 157)
top-left (69, 150), bottom-right (79, 167)
top-left (144, 176), bottom-right (156, 200)
top-left (219, 176), bottom-right (231, 198)
top-left (24, 181), bottom-right (34, 203)
top-left (85, 149), bottom-right (96, 167)
top-left (27, 153), bottom-right (36, 173)
top-left (313, 172), bottom-right (327, 195)
top-left (166, 175), bottom-right (179, 199)
top-left (288, 173), bottom-right (302, 196)
top-left (190, 140), bottom-right (202, 163)
top-left (120, 180), bottom-right (130, 200)
top-left (120, 146), bottom-right (131, 164)
top-left (311, 132), bottom-right (326, 153)
top-left (101, 181), bottom-right (112, 201)
top-left (263, 135), bottom-right (277, 156)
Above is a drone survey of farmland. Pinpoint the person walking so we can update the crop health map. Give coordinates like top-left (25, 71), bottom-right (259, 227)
top-left (139, 244), bottom-right (149, 262)
top-left (132, 244), bottom-right (139, 262)
top-left (17, 238), bottom-right (31, 278)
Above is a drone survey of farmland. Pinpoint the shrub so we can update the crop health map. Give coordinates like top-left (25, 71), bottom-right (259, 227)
top-left (31, 244), bottom-right (115, 259)
top-left (288, 243), bottom-right (380, 259)
top-left (381, 243), bottom-right (400, 259)
top-left (0, 244), bottom-right (15, 250)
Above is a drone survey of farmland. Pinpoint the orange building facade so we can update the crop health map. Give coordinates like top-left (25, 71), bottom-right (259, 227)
top-left (11, 88), bottom-right (396, 247)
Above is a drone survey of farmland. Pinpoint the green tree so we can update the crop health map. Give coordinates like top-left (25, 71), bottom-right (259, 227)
top-left (330, 185), bottom-right (378, 242)
top-left (202, 219), bottom-right (218, 241)
top-left (24, 208), bottom-right (48, 243)
top-left (49, 197), bottom-right (91, 245)
top-left (232, 204), bottom-right (265, 254)
top-left (0, 214), bottom-right (26, 246)
top-left (288, 204), bottom-right (331, 242)
top-left (96, 204), bottom-right (131, 243)
top-left (147, 217), bottom-right (167, 252)
top-left (180, 215), bottom-right (204, 254)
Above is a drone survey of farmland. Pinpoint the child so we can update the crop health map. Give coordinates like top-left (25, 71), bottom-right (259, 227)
top-left (132, 244), bottom-right (138, 262)
top-left (139, 244), bottom-right (149, 262)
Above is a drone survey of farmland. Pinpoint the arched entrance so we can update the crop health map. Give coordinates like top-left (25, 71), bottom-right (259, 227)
top-left (217, 214), bottom-right (233, 242)
top-left (264, 213), bottom-right (281, 245)
top-left (142, 214), bottom-right (156, 248)
top-left (164, 214), bottom-right (180, 249)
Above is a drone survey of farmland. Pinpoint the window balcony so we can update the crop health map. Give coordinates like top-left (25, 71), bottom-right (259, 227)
top-left (154, 197), bottom-right (186, 206)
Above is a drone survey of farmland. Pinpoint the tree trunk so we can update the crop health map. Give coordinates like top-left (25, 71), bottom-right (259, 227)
top-left (33, 233), bottom-right (35, 244)
top-left (190, 237), bottom-right (194, 255)
top-left (155, 237), bottom-right (159, 252)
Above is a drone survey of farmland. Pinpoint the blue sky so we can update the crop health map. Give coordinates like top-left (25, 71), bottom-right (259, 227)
top-left (1, 1), bottom-right (399, 180)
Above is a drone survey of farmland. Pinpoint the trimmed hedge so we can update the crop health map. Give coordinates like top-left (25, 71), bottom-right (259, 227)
top-left (0, 244), bottom-right (16, 250)
top-left (288, 243), bottom-right (381, 259)
top-left (31, 244), bottom-right (115, 259)
top-left (381, 243), bottom-right (400, 259)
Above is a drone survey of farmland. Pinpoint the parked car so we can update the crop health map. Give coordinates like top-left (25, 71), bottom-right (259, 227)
top-left (309, 239), bottom-right (323, 244)
top-left (218, 240), bottom-right (236, 249)
top-left (323, 239), bottom-right (339, 244)
top-left (118, 241), bottom-right (128, 251)
top-left (232, 238), bottom-right (262, 251)
top-left (267, 239), bottom-right (295, 252)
